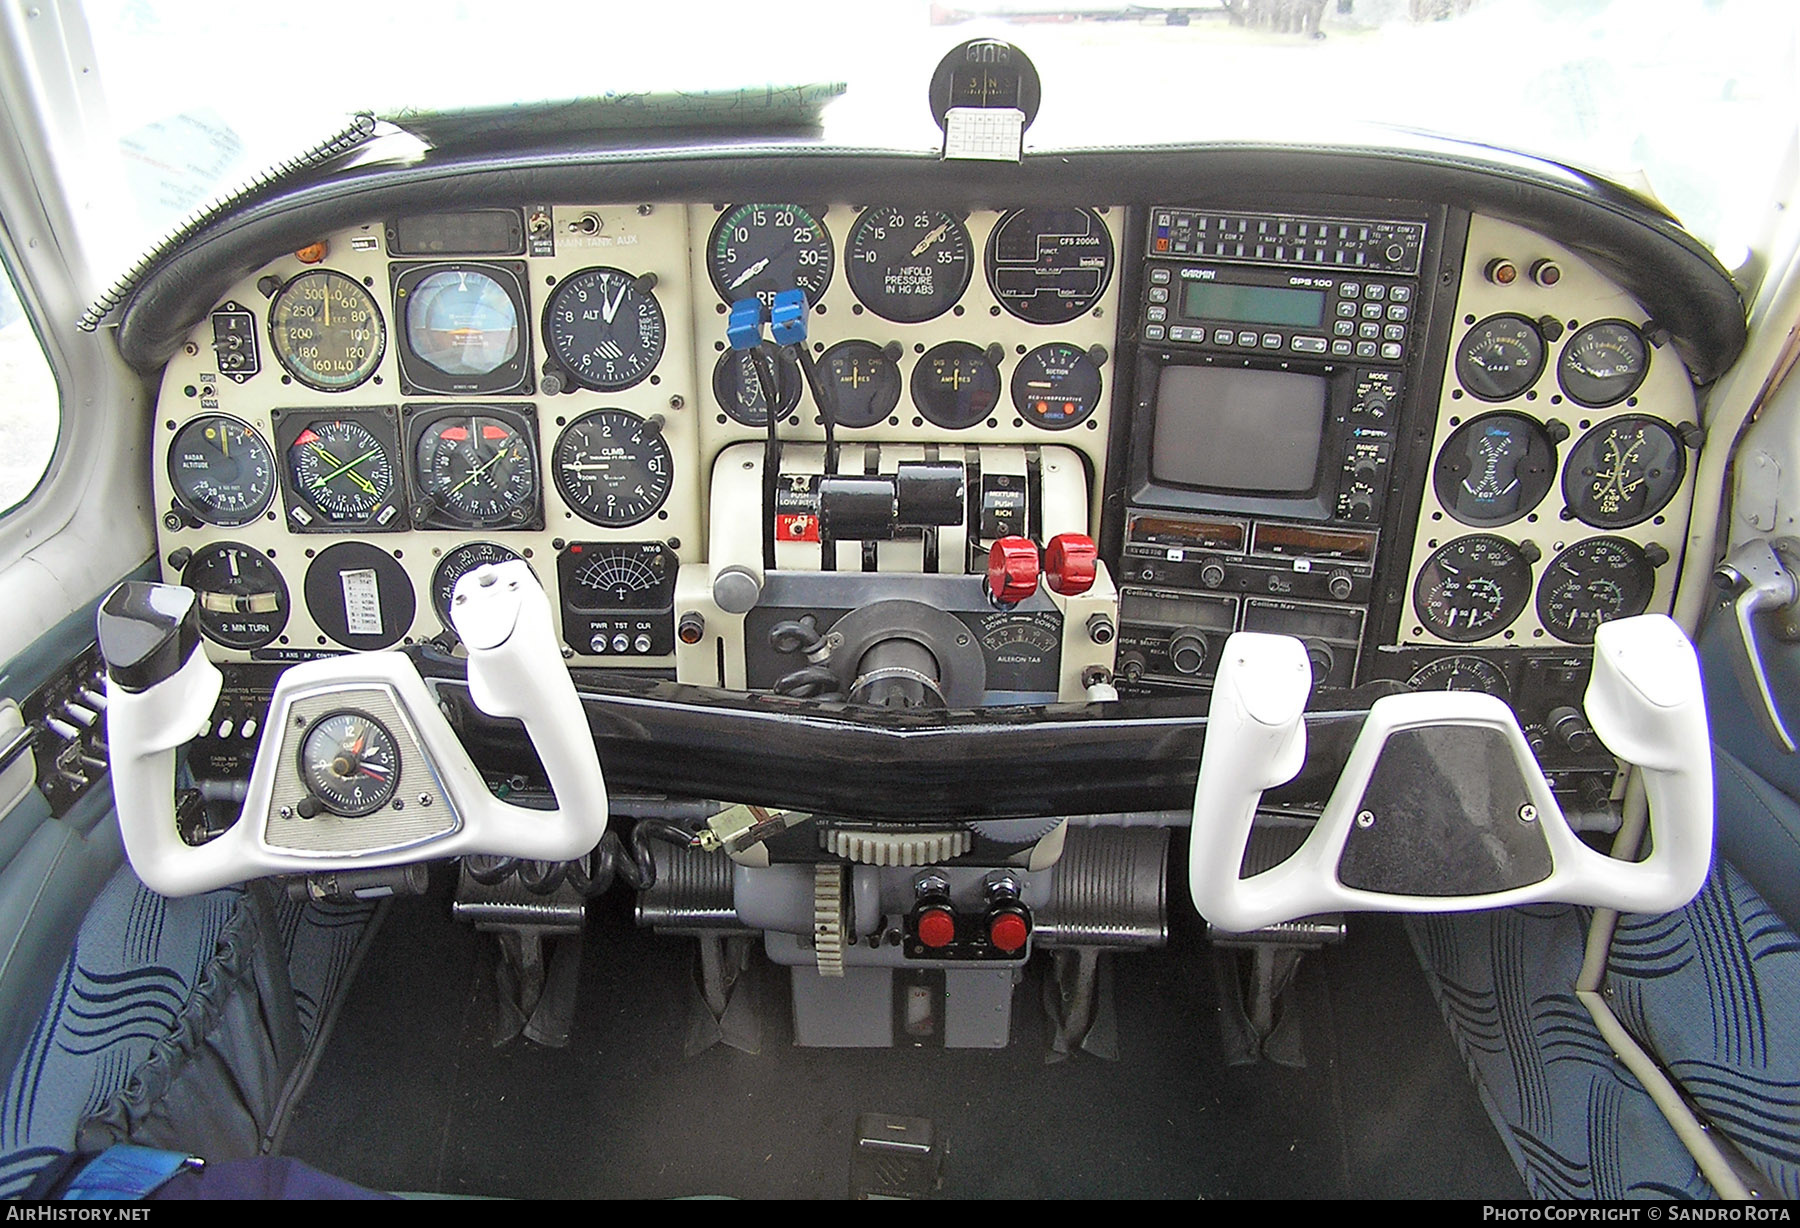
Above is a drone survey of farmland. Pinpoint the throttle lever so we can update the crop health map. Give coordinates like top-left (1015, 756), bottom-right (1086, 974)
top-left (1713, 538), bottom-right (1800, 752)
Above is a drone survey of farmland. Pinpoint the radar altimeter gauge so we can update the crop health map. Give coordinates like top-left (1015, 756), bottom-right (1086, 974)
top-left (298, 710), bottom-right (401, 817)
top-left (168, 415), bottom-right (276, 526)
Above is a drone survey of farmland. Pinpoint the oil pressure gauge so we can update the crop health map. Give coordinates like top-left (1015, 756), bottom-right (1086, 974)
top-left (1536, 537), bottom-right (1656, 644)
top-left (1413, 535), bottom-right (1533, 643)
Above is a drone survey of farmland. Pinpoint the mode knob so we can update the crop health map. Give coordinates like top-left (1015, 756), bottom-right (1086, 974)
top-left (1168, 628), bottom-right (1208, 676)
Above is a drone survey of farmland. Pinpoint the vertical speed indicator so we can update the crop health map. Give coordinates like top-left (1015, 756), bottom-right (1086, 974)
top-left (552, 409), bottom-right (673, 527)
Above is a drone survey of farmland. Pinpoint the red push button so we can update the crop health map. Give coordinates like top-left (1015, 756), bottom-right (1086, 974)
top-left (1044, 533), bottom-right (1098, 596)
top-left (987, 537), bottom-right (1040, 604)
top-left (917, 907), bottom-right (957, 949)
top-left (988, 911), bottom-right (1029, 954)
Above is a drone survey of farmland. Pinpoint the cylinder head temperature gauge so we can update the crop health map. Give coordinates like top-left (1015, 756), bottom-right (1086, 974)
top-left (297, 710), bottom-right (401, 817)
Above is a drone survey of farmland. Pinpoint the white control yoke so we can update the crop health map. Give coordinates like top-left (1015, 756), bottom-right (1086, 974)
top-left (105, 561), bottom-right (608, 897)
top-left (1189, 615), bottom-right (1713, 932)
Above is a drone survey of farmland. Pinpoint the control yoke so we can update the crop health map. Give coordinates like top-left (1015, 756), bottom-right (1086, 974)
top-left (1189, 615), bottom-right (1713, 932)
top-left (100, 561), bottom-right (608, 897)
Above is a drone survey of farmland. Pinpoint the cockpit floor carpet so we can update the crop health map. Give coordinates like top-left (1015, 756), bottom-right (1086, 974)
top-left (281, 868), bottom-right (1525, 1199)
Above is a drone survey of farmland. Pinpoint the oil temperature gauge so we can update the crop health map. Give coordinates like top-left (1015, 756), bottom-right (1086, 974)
top-left (1536, 537), bottom-right (1656, 645)
top-left (1413, 535), bottom-right (1533, 643)
top-left (297, 710), bottom-right (401, 817)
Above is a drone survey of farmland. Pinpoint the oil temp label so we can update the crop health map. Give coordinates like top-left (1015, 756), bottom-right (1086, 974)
top-left (340, 569), bottom-right (383, 637)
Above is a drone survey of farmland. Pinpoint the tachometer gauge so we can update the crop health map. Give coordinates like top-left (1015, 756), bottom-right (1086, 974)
top-left (986, 207), bottom-right (1115, 324)
top-left (1557, 320), bottom-right (1649, 408)
top-left (706, 204), bottom-right (834, 307)
top-left (430, 542), bottom-right (524, 632)
top-left (818, 340), bottom-right (902, 428)
top-left (543, 267), bottom-right (665, 391)
top-left (182, 543), bottom-right (288, 650)
top-left (298, 710), bottom-right (401, 817)
top-left (1432, 412), bottom-right (1556, 527)
top-left (712, 348), bottom-right (802, 427)
top-left (1406, 655), bottom-right (1512, 703)
top-left (1455, 314), bottom-right (1545, 402)
top-left (912, 342), bottom-right (1001, 430)
top-left (287, 419), bottom-right (397, 522)
top-left (1413, 535), bottom-right (1533, 643)
top-left (1011, 342), bottom-right (1102, 430)
top-left (1536, 536), bottom-right (1656, 645)
top-left (411, 412), bottom-right (539, 528)
top-left (1561, 414), bottom-right (1686, 529)
top-left (845, 208), bottom-right (972, 324)
top-left (168, 415), bottom-right (276, 526)
top-left (552, 409), bottom-right (673, 527)
top-left (268, 269), bottom-right (385, 391)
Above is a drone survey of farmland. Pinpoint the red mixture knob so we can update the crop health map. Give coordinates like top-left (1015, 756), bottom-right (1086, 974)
top-left (987, 537), bottom-right (1040, 604)
top-left (1045, 533), bottom-right (1097, 596)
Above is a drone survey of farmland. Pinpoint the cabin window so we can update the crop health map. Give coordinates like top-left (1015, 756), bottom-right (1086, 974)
top-left (0, 262), bottom-right (59, 516)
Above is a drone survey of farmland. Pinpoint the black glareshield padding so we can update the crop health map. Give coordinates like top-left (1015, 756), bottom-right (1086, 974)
top-left (97, 582), bottom-right (201, 692)
top-left (111, 141), bottom-right (1746, 382)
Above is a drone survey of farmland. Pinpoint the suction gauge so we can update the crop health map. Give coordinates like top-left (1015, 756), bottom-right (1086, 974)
top-left (1011, 343), bottom-right (1101, 430)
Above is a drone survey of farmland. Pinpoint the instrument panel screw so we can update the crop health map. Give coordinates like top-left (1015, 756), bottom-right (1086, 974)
top-left (1355, 810), bottom-right (1375, 828)
top-left (637, 204), bottom-right (653, 216)
top-left (294, 715), bottom-right (307, 728)
top-left (1518, 804), bottom-right (1538, 823)
top-left (419, 794), bottom-right (432, 807)
top-left (669, 394), bottom-right (684, 410)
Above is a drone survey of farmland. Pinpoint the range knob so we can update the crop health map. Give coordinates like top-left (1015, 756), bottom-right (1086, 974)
top-left (1199, 558), bottom-right (1227, 589)
top-left (1327, 569), bottom-right (1354, 601)
top-left (1168, 628), bottom-right (1208, 676)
